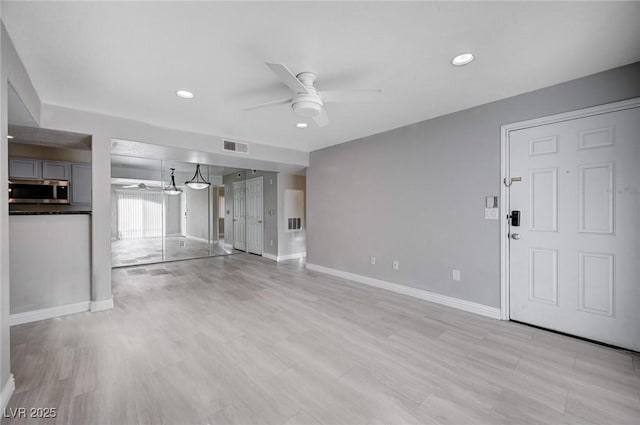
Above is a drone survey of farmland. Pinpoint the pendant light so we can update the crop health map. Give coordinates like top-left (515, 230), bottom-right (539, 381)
top-left (163, 168), bottom-right (182, 195)
top-left (185, 164), bottom-right (210, 190)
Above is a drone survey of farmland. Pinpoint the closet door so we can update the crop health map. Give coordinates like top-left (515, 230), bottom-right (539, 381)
top-left (233, 181), bottom-right (246, 251)
top-left (246, 177), bottom-right (264, 255)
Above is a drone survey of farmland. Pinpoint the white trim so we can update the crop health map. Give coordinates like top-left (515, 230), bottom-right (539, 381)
top-left (185, 235), bottom-right (209, 243)
top-left (499, 97), bottom-right (640, 322)
top-left (1, 374), bottom-right (15, 410)
top-left (278, 252), bottom-right (307, 261)
top-left (263, 252), bottom-right (307, 262)
top-left (9, 301), bottom-right (90, 326)
top-left (90, 297), bottom-right (114, 312)
top-left (306, 263), bottom-right (501, 319)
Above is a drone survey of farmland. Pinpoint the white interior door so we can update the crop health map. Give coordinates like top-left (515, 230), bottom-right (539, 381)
top-left (509, 106), bottom-right (640, 350)
top-left (233, 181), bottom-right (246, 251)
top-left (246, 177), bottom-right (264, 255)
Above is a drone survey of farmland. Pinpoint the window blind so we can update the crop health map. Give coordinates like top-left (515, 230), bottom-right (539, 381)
top-left (117, 190), bottom-right (163, 240)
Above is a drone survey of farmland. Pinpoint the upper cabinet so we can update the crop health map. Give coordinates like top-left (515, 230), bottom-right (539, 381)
top-left (9, 158), bottom-right (41, 179)
top-left (9, 157), bottom-right (91, 206)
top-left (42, 161), bottom-right (71, 180)
top-left (71, 163), bottom-right (92, 205)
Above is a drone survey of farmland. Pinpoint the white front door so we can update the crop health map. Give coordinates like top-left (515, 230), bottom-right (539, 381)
top-left (509, 105), bottom-right (640, 350)
top-left (233, 181), bottom-right (246, 251)
top-left (246, 177), bottom-right (264, 255)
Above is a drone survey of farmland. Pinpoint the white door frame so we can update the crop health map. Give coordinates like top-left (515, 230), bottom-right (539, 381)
top-left (499, 97), bottom-right (640, 321)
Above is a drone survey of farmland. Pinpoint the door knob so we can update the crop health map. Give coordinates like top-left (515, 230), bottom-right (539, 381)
top-left (511, 233), bottom-right (521, 240)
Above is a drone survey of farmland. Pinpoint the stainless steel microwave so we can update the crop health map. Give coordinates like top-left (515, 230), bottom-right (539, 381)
top-left (8, 179), bottom-right (70, 204)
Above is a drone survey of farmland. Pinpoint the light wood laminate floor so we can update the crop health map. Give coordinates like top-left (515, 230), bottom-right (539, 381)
top-left (111, 237), bottom-right (238, 267)
top-left (6, 254), bottom-right (640, 425)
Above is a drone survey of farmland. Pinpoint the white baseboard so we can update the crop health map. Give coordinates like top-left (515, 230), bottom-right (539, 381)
top-left (263, 252), bottom-right (307, 262)
top-left (90, 297), bottom-right (114, 312)
top-left (186, 235), bottom-right (209, 243)
top-left (224, 243), bottom-right (234, 250)
top-left (1, 374), bottom-right (15, 410)
top-left (279, 252), bottom-right (307, 261)
top-left (305, 263), bottom-right (501, 320)
top-left (9, 301), bottom-right (90, 326)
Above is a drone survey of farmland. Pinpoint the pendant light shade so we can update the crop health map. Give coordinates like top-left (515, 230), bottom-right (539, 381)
top-left (163, 168), bottom-right (182, 195)
top-left (185, 164), bottom-right (211, 190)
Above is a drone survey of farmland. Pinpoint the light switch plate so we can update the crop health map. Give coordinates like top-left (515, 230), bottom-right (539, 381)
top-left (485, 208), bottom-right (499, 220)
top-left (485, 196), bottom-right (498, 208)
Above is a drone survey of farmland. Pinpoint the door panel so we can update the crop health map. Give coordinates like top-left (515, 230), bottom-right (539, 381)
top-left (509, 106), bottom-right (640, 350)
top-left (246, 177), bottom-right (264, 255)
top-left (233, 181), bottom-right (246, 251)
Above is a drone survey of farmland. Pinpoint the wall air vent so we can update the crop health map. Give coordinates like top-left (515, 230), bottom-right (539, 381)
top-left (222, 140), bottom-right (249, 154)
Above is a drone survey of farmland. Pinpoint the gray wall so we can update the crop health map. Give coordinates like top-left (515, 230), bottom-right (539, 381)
top-left (307, 62), bottom-right (640, 308)
top-left (10, 215), bottom-right (91, 314)
top-left (278, 174), bottom-right (306, 257)
top-left (9, 142), bottom-right (91, 163)
top-left (224, 170), bottom-right (278, 256)
top-left (185, 186), bottom-right (209, 241)
top-left (1, 20), bottom-right (42, 395)
top-left (165, 193), bottom-right (182, 236)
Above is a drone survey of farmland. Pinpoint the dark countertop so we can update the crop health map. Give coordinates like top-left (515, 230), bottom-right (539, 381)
top-left (9, 210), bottom-right (92, 216)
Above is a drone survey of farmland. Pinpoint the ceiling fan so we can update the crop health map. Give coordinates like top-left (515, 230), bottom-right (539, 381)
top-left (243, 63), bottom-right (382, 127)
top-left (122, 183), bottom-right (148, 190)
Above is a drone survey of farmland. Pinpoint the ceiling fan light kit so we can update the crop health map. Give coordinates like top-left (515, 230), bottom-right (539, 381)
top-left (243, 62), bottom-right (382, 128)
top-left (185, 164), bottom-right (211, 190)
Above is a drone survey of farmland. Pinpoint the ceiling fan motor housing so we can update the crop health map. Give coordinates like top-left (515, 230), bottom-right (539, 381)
top-left (292, 71), bottom-right (323, 117)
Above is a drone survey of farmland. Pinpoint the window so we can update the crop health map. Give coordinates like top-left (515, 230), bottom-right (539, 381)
top-left (116, 190), bottom-right (163, 239)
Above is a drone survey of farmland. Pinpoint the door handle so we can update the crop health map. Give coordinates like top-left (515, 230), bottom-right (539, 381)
top-left (511, 233), bottom-right (521, 240)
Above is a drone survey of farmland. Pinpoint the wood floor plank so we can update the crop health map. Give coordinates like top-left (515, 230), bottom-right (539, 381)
top-left (5, 254), bottom-right (639, 424)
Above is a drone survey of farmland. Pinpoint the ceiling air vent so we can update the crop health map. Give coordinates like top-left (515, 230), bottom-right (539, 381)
top-left (222, 139), bottom-right (249, 154)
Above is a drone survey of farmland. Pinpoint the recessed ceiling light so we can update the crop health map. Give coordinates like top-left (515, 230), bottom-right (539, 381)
top-left (7, 135), bottom-right (14, 139)
top-left (176, 90), bottom-right (194, 99)
top-left (296, 123), bottom-right (308, 129)
top-left (451, 53), bottom-right (475, 66)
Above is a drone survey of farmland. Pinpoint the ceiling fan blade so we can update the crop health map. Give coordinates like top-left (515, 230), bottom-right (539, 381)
top-left (242, 97), bottom-right (293, 111)
top-left (319, 89), bottom-right (382, 103)
top-left (312, 109), bottom-right (329, 127)
top-left (266, 63), bottom-right (310, 94)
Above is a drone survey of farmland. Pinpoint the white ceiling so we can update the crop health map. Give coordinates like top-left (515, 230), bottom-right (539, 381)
top-left (3, 1), bottom-right (639, 152)
top-left (8, 124), bottom-right (91, 150)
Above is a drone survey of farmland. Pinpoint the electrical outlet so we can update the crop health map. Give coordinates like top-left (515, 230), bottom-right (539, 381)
top-left (393, 260), bottom-right (399, 270)
top-left (452, 269), bottom-right (461, 281)
top-left (370, 256), bottom-right (376, 265)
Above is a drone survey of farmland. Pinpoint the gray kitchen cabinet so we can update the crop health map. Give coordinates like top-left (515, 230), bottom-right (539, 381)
top-left (42, 161), bottom-right (71, 180)
top-left (9, 158), bottom-right (41, 179)
top-left (71, 163), bottom-right (92, 205)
